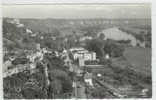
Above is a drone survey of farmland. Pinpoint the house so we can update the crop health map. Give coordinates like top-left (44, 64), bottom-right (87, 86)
top-left (84, 72), bottom-right (93, 86)
top-left (36, 43), bottom-right (41, 50)
top-left (69, 66), bottom-right (74, 72)
top-left (35, 51), bottom-right (44, 61)
top-left (3, 64), bottom-right (31, 78)
top-left (51, 36), bottom-right (56, 40)
top-left (7, 18), bottom-right (20, 24)
top-left (16, 23), bottom-right (24, 27)
top-left (63, 49), bottom-right (68, 54)
top-left (40, 36), bottom-right (44, 39)
top-left (79, 58), bottom-right (85, 67)
top-left (70, 47), bottom-right (96, 61)
top-left (27, 54), bottom-right (35, 63)
top-left (3, 56), bottom-right (17, 72)
top-left (42, 48), bottom-right (48, 54)
top-left (79, 36), bottom-right (93, 42)
top-left (83, 52), bottom-right (96, 61)
top-left (64, 55), bottom-right (72, 67)
top-left (26, 28), bottom-right (33, 34)
top-left (97, 73), bottom-right (102, 77)
top-left (73, 51), bottom-right (96, 61)
top-left (55, 51), bottom-right (59, 57)
top-left (61, 49), bottom-right (68, 58)
top-left (26, 50), bottom-right (44, 63)
top-left (73, 53), bottom-right (83, 60)
top-left (70, 47), bottom-right (85, 52)
top-left (30, 34), bottom-right (37, 37)
top-left (105, 54), bottom-right (110, 59)
top-left (30, 63), bottom-right (36, 70)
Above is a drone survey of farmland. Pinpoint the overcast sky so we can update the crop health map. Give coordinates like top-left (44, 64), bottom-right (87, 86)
top-left (2, 4), bottom-right (151, 19)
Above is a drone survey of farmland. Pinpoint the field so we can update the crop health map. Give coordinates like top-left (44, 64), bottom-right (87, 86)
top-left (119, 27), bottom-right (149, 35)
top-left (87, 47), bottom-right (152, 98)
top-left (124, 47), bottom-right (151, 76)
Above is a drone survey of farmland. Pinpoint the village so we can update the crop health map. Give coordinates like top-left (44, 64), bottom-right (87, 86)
top-left (3, 5), bottom-right (151, 98)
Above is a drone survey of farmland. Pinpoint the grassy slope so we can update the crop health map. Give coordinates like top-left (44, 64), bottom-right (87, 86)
top-left (124, 47), bottom-right (151, 76)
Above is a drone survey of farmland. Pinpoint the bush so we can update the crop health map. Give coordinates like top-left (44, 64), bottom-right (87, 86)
top-left (99, 58), bottom-right (112, 66)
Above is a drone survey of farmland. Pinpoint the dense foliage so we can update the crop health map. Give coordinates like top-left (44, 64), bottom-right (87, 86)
top-left (85, 39), bottom-right (125, 58)
top-left (85, 39), bottom-right (104, 58)
top-left (104, 40), bottom-right (125, 57)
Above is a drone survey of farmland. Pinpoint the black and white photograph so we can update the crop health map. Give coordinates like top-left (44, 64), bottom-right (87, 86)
top-left (2, 4), bottom-right (152, 99)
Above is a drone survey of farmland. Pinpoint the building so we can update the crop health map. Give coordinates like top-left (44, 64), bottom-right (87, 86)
top-left (3, 64), bottom-right (30, 78)
top-left (7, 18), bottom-right (24, 28)
top-left (79, 58), bottom-right (85, 67)
top-left (73, 51), bottom-right (96, 61)
top-left (36, 43), bottom-right (41, 50)
top-left (79, 36), bottom-right (93, 42)
top-left (16, 23), bottom-right (24, 28)
top-left (29, 63), bottom-right (37, 74)
top-left (64, 55), bottom-right (72, 67)
top-left (105, 54), bottom-right (110, 59)
top-left (26, 28), bottom-right (33, 34)
top-left (70, 47), bottom-right (85, 52)
top-left (3, 56), bottom-right (17, 73)
top-left (70, 47), bottom-right (96, 61)
top-left (84, 72), bottom-right (93, 87)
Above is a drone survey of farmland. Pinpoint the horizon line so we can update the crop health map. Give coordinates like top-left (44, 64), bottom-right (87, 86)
top-left (3, 17), bottom-right (151, 20)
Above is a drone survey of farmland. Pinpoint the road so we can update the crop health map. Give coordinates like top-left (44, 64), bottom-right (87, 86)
top-left (70, 62), bottom-right (87, 99)
top-left (76, 81), bottom-right (86, 98)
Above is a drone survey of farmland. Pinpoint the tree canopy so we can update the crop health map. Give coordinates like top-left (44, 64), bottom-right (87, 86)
top-left (104, 40), bottom-right (124, 57)
top-left (85, 39), bottom-right (104, 58)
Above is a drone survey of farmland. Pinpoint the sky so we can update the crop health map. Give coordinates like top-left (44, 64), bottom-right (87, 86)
top-left (2, 4), bottom-right (151, 19)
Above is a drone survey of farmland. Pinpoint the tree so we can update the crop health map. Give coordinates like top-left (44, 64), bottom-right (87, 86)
top-left (51, 28), bottom-right (60, 37)
top-left (3, 19), bottom-right (26, 41)
top-left (99, 57), bottom-right (112, 66)
top-left (81, 25), bottom-right (102, 37)
top-left (48, 79), bottom-right (62, 98)
top-left (40, 54), bottom-right (73, 98)
top-left (104, 40), bottom-right (124, 57)
top-left (49, 69), bottom-right (69, 80)
top-left (43, 55), bottom-right (65, 71)
top-left (66, 35), bottom-right (77, 48)
top-left (48, 69), bottom-right (73, 97)
top-left (85, 39), bottom-right (104, 58)
top-left (91, 88), bottom-right (109, 98)
top-left (22, 87), bottom-right (47, 99)
top-left (134, 34), bottom-right (145, 42)
top-left (99, 33), bottom-right (105, 40)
